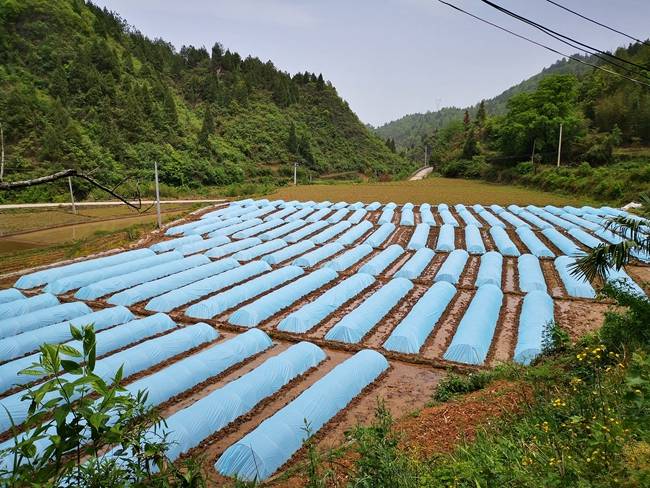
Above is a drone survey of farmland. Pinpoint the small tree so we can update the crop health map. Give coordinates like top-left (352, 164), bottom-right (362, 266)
top-left (287, 122), bottom-right (299, 154)
top-left (476, 100), bottom-right (487, 127)
top-left (0, 324), bottom-right (206, 487)
top-left (198, 105), bottom-right (215, 150)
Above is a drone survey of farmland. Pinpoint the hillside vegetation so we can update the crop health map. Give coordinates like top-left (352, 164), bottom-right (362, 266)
top-left (0, 0), bottom-right (410, 204)
top-left (374, 44), bottom-right (650, 204)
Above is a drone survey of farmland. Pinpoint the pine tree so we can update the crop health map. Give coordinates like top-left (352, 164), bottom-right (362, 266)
top-left (198, 105), bottom-right (215, 149)
top-left (462, 129), bottom-right (479, 159)
top-left (476, 100), bottom-right (486, 126)
top-left (288, 122), bottom-right (299, 153)
top-left (463, 109), bottom-right (471, 131)
top-left (316, 73), bottom-right (325, 90)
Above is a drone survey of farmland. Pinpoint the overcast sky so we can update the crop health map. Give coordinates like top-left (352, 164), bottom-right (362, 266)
top-left (92, 0), bottom-right (650, 126)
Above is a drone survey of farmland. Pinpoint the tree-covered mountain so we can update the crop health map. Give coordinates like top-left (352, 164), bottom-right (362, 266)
top-left (0, 0), bottom-right (409, 202)
top-left (374, 54), bottom-right (599, 150)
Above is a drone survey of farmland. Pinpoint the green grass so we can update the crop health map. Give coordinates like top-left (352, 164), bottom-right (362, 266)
top-left (265, 177), bottom-right (588, 206)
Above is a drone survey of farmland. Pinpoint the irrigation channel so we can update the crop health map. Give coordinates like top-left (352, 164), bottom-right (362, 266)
top-left (0, 198), bottom-right (648, 482)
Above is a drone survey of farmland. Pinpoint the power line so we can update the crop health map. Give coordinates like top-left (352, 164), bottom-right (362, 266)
top-left (478, 0), bottom-right (650, 78)
top-left (544, 0), bottom-right (650, 48)
top-left (435, 0), bottom-right (650, 89)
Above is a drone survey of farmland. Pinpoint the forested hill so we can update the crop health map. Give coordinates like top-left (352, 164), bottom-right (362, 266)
top-left (374, 54), bottom-right (594, 149)
top-left (0, 0), bottom-right (408, 202)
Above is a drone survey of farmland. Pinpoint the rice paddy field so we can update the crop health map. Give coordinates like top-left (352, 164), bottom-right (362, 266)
top-left (0, 196), bottom-right (647, 484)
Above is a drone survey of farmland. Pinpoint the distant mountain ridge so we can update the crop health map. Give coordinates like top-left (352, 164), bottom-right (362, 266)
top-left (374, 54), bottom-right (594, 148)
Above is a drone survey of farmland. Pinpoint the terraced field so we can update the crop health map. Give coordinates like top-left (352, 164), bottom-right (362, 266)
top-left (0, 198), bottom-right (647, 483)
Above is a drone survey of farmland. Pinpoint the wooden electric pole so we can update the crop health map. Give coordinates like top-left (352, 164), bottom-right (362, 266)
top-left (154, 161), bottom-right (162, 229)
top-left (293, 161), bottom-right (298, 186)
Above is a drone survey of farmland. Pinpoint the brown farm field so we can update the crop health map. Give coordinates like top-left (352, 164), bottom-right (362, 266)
top-left (265, 177), bottom-right (587, 206)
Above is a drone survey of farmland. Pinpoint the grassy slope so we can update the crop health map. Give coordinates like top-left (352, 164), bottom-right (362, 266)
top-left (265, 177), bottom-right (586, 206)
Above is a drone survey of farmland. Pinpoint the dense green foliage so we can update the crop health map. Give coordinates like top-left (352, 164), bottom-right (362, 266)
top-left (340, 284), bottom-right (650, 487)
top-left (374, 55), bottom-right (594, 149)
top-left (0, 0), bottom-right (409, 203)
top-left (0, 324), bottom-right (206, 486)
top-left (374, 43), bottom-right (650, 203)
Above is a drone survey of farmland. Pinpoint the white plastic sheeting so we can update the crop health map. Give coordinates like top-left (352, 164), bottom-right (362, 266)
top-left (305, 208), bottom-right (330, 222)
top-left (326, 208), bottom-right (350, 223)
top-left (605, 268), bottom-right (646, 297)
top-left (383, 281), bottom-right (456, 354)
top-left (518, 211), bottom-right (552, 230)
top-left (208, 218), bottom-right (264, 237)
top-left (544, 205), bottom-right (563, 216)
top-left (283, 221), bottom-right (328, 243)
top-left (395, 248), bottom-right (435, 279)
top-left (123, 330), bottom-right (273, 412)
top-left (229, 268), bottom-right (338, 327)
top-left (560, 213), bottom-right (601, 232)
top-left (0, 302), bottom-right (91, 340)
top-left (378, 208), bottom-right (394, 224)
top-left (0, 313), bottom-right (178, 394)
top-left (278, 274), bottom-right (376, 333)
top-left (434, 250), bottom-right (469, 284)
top-left (75, 254), bottom-right (210, 300)
top-left (514, 291), bottom-right (554, 365)
top-left (0, 293), bottom-right (59, 320)
top-left (363, 223), bottom-right (395, 248)
top-left (215, 349), bottom-right (388, 481)
top-left (507, 204), bottom-right (524, 215)
top-left (286, 208), bottom-right (314, 221)
top-left (108, 259), bottom-right (238, 306)
top-left (186, 266), bottom-right (304, 319)
top-left (150, 235), bottom-right (202, 253)
top-left (444, 284), bottom-right (503, 365)
top-left (568, 228), bottom-right (602, 249)
top-left (264, 207), bottom-right (297, 221)
top-left (490, 204), bottom-right (505, 214)
top-left (537, 211), bottom-right (576, 231)
top-left (554, 256), bottom-right (596, 298)
top-left (475, 252), bottom-right (502, 288)
top-left (542, 228), bottom-right (583, 256)
top-left (231, 239), bottom-right (287, 261)
top-left (499, 211), bottom-right (529, 229)
top-left (490, 227), bottom-right (520, 256)
top-left (439, 209), bottom-right (459, 227)
top-left (332, 201), bottom-right (349, 210)
top-left (516, 227), bottom-right (555, 258)
top-left (435, 224), bottom-right (456, 252)
top-left (325, 278), bottom-right (413, 343)
top-left (384, 202), bottom-right (397, 210)
top-left (465, 225), bottom-right (486, 254)
top-left (336, 220), bottom-right (373, 246)
top-left (348, 208), bottom-right (367, 223)
top-left (179, 235), bottom-right (230, 255)
top-left (479, 210), bottom-right (505, 228)
top-left (259, 220), bottom-right (306, 240)
top-left (400, 207), bottom-right (415, 226)
top-left (518, 254), bottom-right (547, 292)
top-left (293, 243), bottom-right (344, 267)
top-left (407, 223), bottom-right (430, 250)
top-left (146, 342), bottom-right (326, 464)
top-left (186, 217), bottom-right (242, 237)
top-left (359, 244), bottom-right (404, 276)
top-left (204, 237), bottom-right (261, 258)
top-left (366, 201), bottom-right (381, 211)
top-left (262, 240), bottom-right (315, 265)
top-left (45, 251), bottom-right (182, 295)
top-left (14, 249), bottom-right (154, 289)
top-left (0, 307), bottom-right (134, 363)
top-left (323, 244), bottom-right (373, 272)
top-left (146, 261), bottom-right (269, 313)
top-left (420, 204), bottom-right (436, 225)
top-left (458, 210), bottom-right (482, 228)
top-left (0, 323), bottom-right (217, 433)
top-left (0, 289), bottom-right (24, 304)
top-left (232, 219), bottom-right (284, 239)
top-left (310, 221), bottom-right (352, 244)
top-left (315, 200), bottom-right (332, 209)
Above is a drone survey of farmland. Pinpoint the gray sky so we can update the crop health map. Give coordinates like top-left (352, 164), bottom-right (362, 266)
top-left (92, 0), bottom-right (650, 126)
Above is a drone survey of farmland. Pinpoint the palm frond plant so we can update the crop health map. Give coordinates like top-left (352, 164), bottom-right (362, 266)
top-left (571, 194), bottom-right (650, 282)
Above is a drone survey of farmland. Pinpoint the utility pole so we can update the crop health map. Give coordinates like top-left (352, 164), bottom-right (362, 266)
top-left (293, 161), bottom-right (298, 186)
top-left (67, 176), bottom-right (76, 214)
top-left (0, 122), bottom-right (4, 182)
top-left (154, 161), bottom-right (162, 229)
top-left (556, 123), bottom-right (563, 168)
